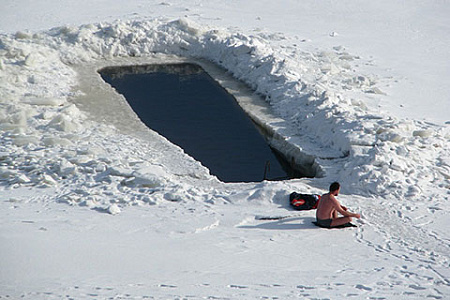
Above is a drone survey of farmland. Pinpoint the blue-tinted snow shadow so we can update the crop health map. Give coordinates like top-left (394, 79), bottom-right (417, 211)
top-left (238, 217), bottom-right (317, 230)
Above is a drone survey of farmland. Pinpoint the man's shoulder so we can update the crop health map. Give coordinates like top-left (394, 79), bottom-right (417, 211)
top-left (321, 193), bottom-right (331, 201)
top-left (329, 194), bottom-right (341, 205)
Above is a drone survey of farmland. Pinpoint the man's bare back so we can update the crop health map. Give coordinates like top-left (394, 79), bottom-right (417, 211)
top-left (316, 182), bottom-right (361, 228)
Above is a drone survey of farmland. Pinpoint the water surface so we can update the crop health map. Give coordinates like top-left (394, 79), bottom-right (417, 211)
top-left (100, 63), bottom-right (303, 182)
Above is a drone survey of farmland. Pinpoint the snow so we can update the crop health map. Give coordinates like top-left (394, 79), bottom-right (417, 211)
top-left (1, 0), bottom-right (449, 299)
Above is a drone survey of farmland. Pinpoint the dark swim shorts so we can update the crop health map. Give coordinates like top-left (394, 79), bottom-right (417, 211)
top-left (316, 218), bottom-right (332, 228)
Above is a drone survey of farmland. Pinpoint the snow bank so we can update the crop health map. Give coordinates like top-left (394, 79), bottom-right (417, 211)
top-left (1, 18), bottom-right (448, 207)
top-left (0, 19), bottom-right (450, 202)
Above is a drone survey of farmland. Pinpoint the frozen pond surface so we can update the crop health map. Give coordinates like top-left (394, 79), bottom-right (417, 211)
top-left (100, 63), bottom-right (303, 182)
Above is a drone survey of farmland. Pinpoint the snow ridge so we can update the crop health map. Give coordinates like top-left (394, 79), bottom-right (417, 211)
top-left (0, 18), bottom-right (449, 208)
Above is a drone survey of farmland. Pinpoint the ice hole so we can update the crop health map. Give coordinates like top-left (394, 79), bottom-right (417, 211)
top-left (99, 63), bottom-right (309, 182)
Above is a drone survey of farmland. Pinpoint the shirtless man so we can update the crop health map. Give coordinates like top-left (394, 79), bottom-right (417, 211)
top-left (316, 182), bottom-right (361, 228)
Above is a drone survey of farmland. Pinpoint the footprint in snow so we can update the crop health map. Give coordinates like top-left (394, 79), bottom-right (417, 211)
top-left (408, 284), bottom-right (426, 290)
top-left (228, 284), bottom-right (248, 289)
top-left (159, 284), bottom-right (177, 288)
top-left (297, 285), bottom-right (315, 290)
top-left (355, 284), bottom-right (372, 291)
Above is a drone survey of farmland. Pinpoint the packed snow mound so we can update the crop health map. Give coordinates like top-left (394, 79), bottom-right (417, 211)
top-left (0, 18), bottom-right (449, 211)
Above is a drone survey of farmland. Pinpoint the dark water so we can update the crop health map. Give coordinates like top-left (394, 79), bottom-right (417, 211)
top-left (100, 63), bottom-right (304, 182)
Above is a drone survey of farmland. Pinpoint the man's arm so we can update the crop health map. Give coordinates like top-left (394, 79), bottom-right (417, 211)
top-left (330, 195), bottom-right (360, 218)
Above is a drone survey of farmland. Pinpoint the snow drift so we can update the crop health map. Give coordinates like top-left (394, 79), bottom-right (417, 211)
top-left (0, 18), bottom-right (448, 205)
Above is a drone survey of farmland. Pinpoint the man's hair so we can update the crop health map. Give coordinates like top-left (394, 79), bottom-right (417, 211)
top-left (329, 182), bottom-right (340, 192)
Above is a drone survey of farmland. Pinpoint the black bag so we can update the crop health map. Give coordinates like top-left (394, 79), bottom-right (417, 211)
top-left (289, 192), bottom-right (321, 210)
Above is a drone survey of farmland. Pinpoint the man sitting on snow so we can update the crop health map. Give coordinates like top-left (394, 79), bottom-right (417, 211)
top-left (315, 182), bottom-right (361, 228)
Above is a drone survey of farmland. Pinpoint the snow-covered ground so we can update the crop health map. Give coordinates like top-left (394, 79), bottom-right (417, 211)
top-left (1, 1), bottom-right (449, 299)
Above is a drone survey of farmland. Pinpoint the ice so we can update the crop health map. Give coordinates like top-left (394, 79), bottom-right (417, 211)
top-left (121, 166), bottom-right (168, 188)
top-left (11, 134), bottom-right (40, 146)
top-left (24, 97), bottom-right (64, 106)
top-left (107, 203), bottom-right (121, 215)
top-left (413, 129), bottom-right (433, 138)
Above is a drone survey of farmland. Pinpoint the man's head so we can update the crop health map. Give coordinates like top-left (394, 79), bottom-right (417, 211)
top-left (329, 181), bottom-right (340, 195)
